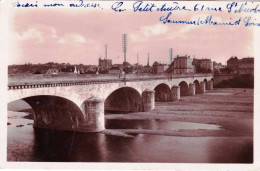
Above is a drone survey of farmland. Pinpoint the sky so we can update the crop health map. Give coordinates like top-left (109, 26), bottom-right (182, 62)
top-left (8, 3), bottom-right (254, 66)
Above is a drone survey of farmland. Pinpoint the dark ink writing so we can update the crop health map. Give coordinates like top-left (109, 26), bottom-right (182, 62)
top-left (43, 3), bottom-right (64, 7)
top-left (70, 0), bottom-right (103, 9)
top-left (13, 1), bottom-right (38, 7)
top-left (227, 2), bottom-right (260, 13)
top-left (157, 2), bottom-right (191, 12)
top-left (160, 12), bottom-right (242, 26)
top-left (194, 4), bottom-right (222, 12)
top-left (244, 17), bottom-right (260, 27)
top-left (111, 2), bottom-right (126, 12)
top-left (133, 1), bottom-right (156, 12)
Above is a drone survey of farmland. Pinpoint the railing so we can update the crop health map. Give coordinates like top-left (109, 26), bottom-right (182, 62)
top-left (213, 73), bottom-right (238, 76)
top-left (8, 73), bottom-right (213, 90)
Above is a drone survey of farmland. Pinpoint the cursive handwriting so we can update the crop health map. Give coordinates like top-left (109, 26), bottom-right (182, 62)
top-left (12, 0), bottom-right (102, 9)
top-left (194, 4), bottom-right (222, 12)
top-left (160, 12), bottom-right (197, 25)
top-left (157, 2), bottom-right (191, 12)
top-left (11, 0), bottom-right (260, 27)
top-left (226, 2), bottom-right (260, 13)
top-left (13, 1), bottom-right (38, 7)
top-left (69, 0), bottom-right (103, 9)
top-left (133, 1), bottom-right (156, 12)
top-left (199, 16), bottom-right (241, 26)
top-left (244, 17), bottom-right (260, 27)
top-left (111, 2), bottom-right (126, 12)
top-left (43, 3), bottom-right (64, 7)
top-left (160, 12), bottom-right (242, 26)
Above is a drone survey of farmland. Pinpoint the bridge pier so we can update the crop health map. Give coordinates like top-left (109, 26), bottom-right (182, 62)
top-left (189, 83), bottom-right (195, 96)
top-left (82, 96), bottom-right (105, 132)
top-left (142, 89), bottom-right (155, 112)
top-left (206, 80), bottom-right (213, 90)
top-left (199, 82), bottom-right (206, 94)
top-left (171, 86), bottom-right (180, 101)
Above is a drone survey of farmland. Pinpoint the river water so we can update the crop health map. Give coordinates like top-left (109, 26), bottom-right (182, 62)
top-left (7, 110), bottom-right (253, 163)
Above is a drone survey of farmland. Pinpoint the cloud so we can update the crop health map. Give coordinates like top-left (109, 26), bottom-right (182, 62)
top-left (15, 27), bottom-right (44, 43)
top-left (58, 33), bottom-right (86, 44)
top-left (14, 25), bottom-right (59, 44)
top-left (141, 23), bottom-right (168, 37)
top-left (16, 25), bottom-right (86, 45)
top-left (129, 23), bottom-right (168, 43)
top-left (129, 33), bottom-right (147, 43)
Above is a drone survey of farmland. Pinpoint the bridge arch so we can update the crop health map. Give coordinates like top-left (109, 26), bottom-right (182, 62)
top-left (9, 95), bottom-right (85, 131)
top-left (178, 81), bottom-right (189, 96)
top-left (104, 87), bottom-right (142, 114)
top-left (211, 78), bottom-right (214, 85)
top-left (193, 80), bottom-right (200, 94)
top-left (154, 83), bottom-right (172, 102)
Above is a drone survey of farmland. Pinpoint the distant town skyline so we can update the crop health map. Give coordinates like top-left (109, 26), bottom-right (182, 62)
top-left (8, 7), bottom-right (254, 66)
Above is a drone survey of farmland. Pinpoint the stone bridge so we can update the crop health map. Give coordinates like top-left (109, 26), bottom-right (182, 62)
top-left (8, 73), bottom-right (214, 132)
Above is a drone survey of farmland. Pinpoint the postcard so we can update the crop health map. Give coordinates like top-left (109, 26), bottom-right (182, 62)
top-left (0, 0), bottom-right (259, 170)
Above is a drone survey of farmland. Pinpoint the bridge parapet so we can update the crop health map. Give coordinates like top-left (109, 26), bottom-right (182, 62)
top-left (8, 73), bottom-right (213, 90)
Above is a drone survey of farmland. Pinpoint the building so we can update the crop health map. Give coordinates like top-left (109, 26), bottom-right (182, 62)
top-left (99, 58), bottom-right (112, 69)
top-left (60, 66), bottom-right (75, 72)
top-left (172, 55), bottom-right (194, 74)
top-left (227, 56), bottom-right (239, 73)
top-left (193, 58), bottom-right (213, 73)
top-left (227, 56), bottom-right (254, 75)
top-left (238, 57), bottom-right (254, 75)
top-left (112, 64), bottom-right (123, 69)
top-left (142, 65), bottom-right (153, 73)
top-left (152, 61), bottom-right (165, 74)
top-left (108, 66), bottom-right (121, 74)
top-left (46, 68), bottom-right (59, 75)
top-left (213, 62), bottom-right (225, 71)
top-left (98, 68), bottom-right (109, 74)
top-left (123, 62), bottom-right (133, 68)
top-left (141, 55), bottom-right (153, 73)
top-left (165, 61), bottom-right (174, 73)
top-left (213, 62), bottom-right (226, 74)
top-left (79, 69), bottom-right (85, 74)
top-left (133, 64), bottom-right (143, 74)
top-left (84, 66), bottom-right (98, 74)
top-left (199, 59), bottom-right (213, 72)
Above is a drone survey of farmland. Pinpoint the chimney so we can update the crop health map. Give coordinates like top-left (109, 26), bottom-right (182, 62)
top-left (147, 53), bottom-right (150, 66)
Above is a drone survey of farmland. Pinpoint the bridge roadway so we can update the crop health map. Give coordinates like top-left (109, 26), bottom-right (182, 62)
top-left (8, 73), bottom-right (214, 132)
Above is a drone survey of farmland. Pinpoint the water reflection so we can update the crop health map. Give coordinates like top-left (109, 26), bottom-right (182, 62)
top-left (33, 130), bottom-right (105, 162)
top-left (105, 119), bottom-right (222, 130)
top-left (206, 137), bottom-right (253, 163)
top-left (7, 111), bottom-right (252, 163)
top-left (29, 130), bottom-right (253, 163)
